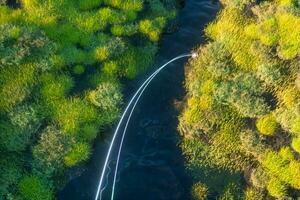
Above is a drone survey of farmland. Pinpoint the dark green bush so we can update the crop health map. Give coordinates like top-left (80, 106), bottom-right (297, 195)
top-left (18, 175), bottom-right (53, 200)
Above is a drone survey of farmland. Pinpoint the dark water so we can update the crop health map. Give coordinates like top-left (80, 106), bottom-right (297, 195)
top-left (58, 1), bottom-right (219, 199)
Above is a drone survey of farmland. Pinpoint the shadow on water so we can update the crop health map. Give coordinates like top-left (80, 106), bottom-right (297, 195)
top-left (58, 0), bottom-right (220, 199)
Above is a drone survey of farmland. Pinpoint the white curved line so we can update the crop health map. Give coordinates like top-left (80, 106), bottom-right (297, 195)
top-left (110, 54), bottom-right (193, 200)
top-left (95, 53), bottom-right (193, 200)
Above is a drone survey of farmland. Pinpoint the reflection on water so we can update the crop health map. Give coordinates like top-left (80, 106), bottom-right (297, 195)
top-left (58, 1), bottom-right (220, 199)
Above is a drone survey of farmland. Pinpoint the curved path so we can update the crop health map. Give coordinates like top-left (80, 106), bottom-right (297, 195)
top-left (58, 1), bottom-right (219, 199)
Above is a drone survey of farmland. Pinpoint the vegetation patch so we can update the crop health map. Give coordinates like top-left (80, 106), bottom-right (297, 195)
top-left (0, 0), bottom-right (179, 198)
top-left (180, 0), bottom-right (300, 198)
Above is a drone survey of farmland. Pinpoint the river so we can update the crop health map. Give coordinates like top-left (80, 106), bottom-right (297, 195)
top-left (58, 0), bottom-right (219, 199)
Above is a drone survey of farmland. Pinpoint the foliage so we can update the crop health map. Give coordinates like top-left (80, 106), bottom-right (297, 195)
top-left (64, 143), bottom-right (91, 167)
top-left (0, 120), bottom-right (32, 152)
top-left (191, 182), bottom-right (209, 200)
top-left (291, 136), bottom-right (300, 153)
top-left (267, 178), bottom-right (288, 198)
top-left (243, 187), bottom-right (264, 200)
top-left (32, 126), bottom-right (70, 178)
top-left (256, 114), bottom-right (279, 136)
top-left (18, 175), bottom-right (53, 200)
top-left (179, 0), bottom-right (300, 198)
top-left (0, 0), bottom-right (177, 197)
top-left (0, 156), bottom-right (23, 199)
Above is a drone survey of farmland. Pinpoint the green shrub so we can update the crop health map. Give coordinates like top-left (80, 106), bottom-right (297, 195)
top-left (218, 183), bottom-right (241, 200)
top-left (209, 125), bottom-right (251, 172)
top-left (72, 65), bottom-right (85, 75)
top-left (267, 178), bottom-right (288, 198)
top-left (0, 120), bottom-right (32, 152)
top-left (240, 130), bottom-right (266, 158)
top-left (80, 124), bottom-right (98, 142)
top-left (18, 175), bottom-right (53, 200)
top-left (111, 23), bottom-right (138, 36)
top-left (40, 74), bottom-right (74, 107)
top-left (32, 126), bottom-right (70, 177)
top-left (103, 0), bottom-right (143, 11)
top-left (139, 17), bottom-right (166, 41)
top-left (291, 117), bottom-right (300, 135)
top-left (53, 98), bottom-right (97, 134)
top-left (87, 81), bottom-right (122, 111)
top-left (64, 143), bottom-right (91, 167)
top-left (78, 0), bottom-right (102, 10)
top-left (291, 137), bottom-right (300, 153)
top-left (118, 45), bottom-right (157, 79)
top-left (215, 74), bottom-right (269, 118)
top-left (0, 156), bottom-right (23, 198)
top-left (250, 166), bottom-right (269, 189)
top-left (243, 187), bottom-right (264, 200)
top-left (191, 182), bottom-right (209, 200)
top-left (256, 114), bottom-right (279, 136)
top-left (279, 146), bottom-right (294, 161)
top-left (0, 64), bottom-right (36, 111)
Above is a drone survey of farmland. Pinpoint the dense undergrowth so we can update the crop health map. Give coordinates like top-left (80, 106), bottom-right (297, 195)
top-left (180, 0), bottom-right (300, 199)
top-left (0, 0), bottom-right (179, 199)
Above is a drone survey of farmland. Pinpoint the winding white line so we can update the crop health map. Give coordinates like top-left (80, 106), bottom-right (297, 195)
top-left (95, 53), bottom-right (197, 200)
top-left (110, 54), bottom-right (193, 200)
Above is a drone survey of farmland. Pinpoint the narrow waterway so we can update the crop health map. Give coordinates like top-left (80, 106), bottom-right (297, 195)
top-left (58, 1), bottom-right (219, 199)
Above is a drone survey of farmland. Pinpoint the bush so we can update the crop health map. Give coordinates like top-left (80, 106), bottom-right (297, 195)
top-left (18, 175), bottom-right (53, 200)
top-left (218, 183), bottom-right (241, 200)
top-left (64, 143), bottom-right (91, 167)
top-left (53, 98), bottom-right (97, 134)
top-left (79, 124), bottom-right (98, 142)
top-left (40, 74), bottom-right (74, 107)
top-left (243, 187), bottom-right (264, 200)
top-left (191, 182), bottom-right (209, 200)
top-left (256, 114), bottom-right (279, 136)
top-left (87, 81), bottom-right (122, 111)
top-left (0, 156), bottom-right (23, 199)
top-left (0, 120), bottom-right (32, 152)
top-left (291, 137), bottom-right (300, 153)
top-left (279, 146), bottom-right (294, 161)
top-left (78, 0), bottom-right (102, 10)
top-left (139, 17), bottom-right (166, 41)
top-left (0, 64), bottom-right (36, 112)
top-left (209, 125), bottom-right (251, 172)
top-left (32, 126), bottom-right (70, 177)
top-left (72, 65), bottom-right (85, 75)
top-left (215, 74), bottom-right (269, 118)
top-left (250, 167), bottom-right (269, 189)
top-left (267, 178), bottom-right (288, 198)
